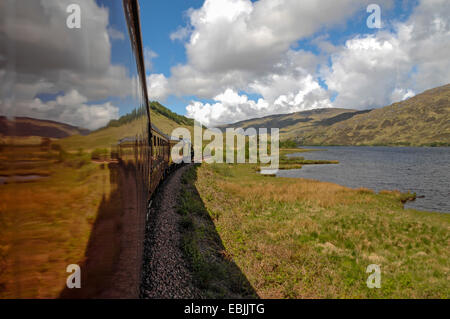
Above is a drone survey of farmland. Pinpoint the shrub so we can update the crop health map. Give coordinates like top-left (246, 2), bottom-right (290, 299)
top-left (57, 148), bottom-right (69, 162)
top-left (91, 148), bottom-right (109, 161)
top-left (280, 139), bottom-right (298, 148)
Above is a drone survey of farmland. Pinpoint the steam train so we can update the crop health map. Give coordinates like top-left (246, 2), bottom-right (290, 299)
top-left (116, 122), bottom-right (191, 197)
top-left (117, 0), bottom-right (191, 198)
top-left (0, 0), bottom-right (191, 298)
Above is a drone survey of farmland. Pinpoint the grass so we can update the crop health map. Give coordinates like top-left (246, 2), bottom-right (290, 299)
top-left (58, 109), bottom-right (193, 153)
top-left (286, 84), bottom-right (450, 146)
top-left (251, 148), bottom-right (338, 171)
top-left (276, 152), bottom-right (339, 170)
top-left (177, 165), bottom-right (258, 298)
top-left (178, 163), bottom-right (450, 298)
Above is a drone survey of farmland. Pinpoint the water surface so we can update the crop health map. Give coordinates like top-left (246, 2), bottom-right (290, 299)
top-left (277, 146), bottom-right (450, 213)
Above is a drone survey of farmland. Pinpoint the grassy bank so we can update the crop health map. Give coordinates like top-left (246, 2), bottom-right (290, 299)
top-left (178, 163), bottom-right (449, 298)
top-left (177, 166), bottom-right (258, 298)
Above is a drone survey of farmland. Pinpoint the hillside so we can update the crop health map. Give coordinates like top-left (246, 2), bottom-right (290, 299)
top-left (0, 102), bottom-right (193, 151)
top-left (220, 108), bottom-right (370, 134)
top-left (59, 103), bottom-right (193, 151)
top-left (224, 84), bottom-right (450, 147)
top-left (297, 84), bottom-right (450, 146)
top-left (0, 116), bottom-right (90, 138)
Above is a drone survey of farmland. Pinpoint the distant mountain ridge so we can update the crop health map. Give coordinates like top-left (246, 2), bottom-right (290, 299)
top-left (222, 84), bottom-right (450, 146)
top-left (220, 108), bottom-right (372, 132)
top-left (0, 116), bottom-right (90, 138)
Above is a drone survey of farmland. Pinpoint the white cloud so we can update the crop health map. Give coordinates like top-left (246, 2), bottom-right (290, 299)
top-left (159, 0), bottom-right (373, 100)
top-left (0, 0), bottom-right (135, 129)
top-left (15, 90), bottom-right (118, 130)
top-left (186, 89), bottom-right (269, 126)
top-left (391, 88), bottom-right (415, 103)
top-left (155, 0), bottom-right (374, 125)
top-left (144, 47), bottom-right (158, 71)
top-left (324, 34), bottom-right (412, 109)
top-left (186, 75), bottom-right (332, 126)
top-left (184, 0), bottom-right (370, 74)
top-left (166, 0), bottom-right (450, 126)
top-left (147, 73), bottom-right (170, 101)
top-left (170, 26), bottom-right (191, 42)
top-left (107, 27), bottom-right (125, 41)
top-left (323, 0), bottom-right (450, 109)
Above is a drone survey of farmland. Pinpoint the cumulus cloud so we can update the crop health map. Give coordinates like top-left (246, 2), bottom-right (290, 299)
top-left (149, 0), bottom-right (380, 125)
top-left (170, 26), bottom-right (192, 42)
top-left (391, 88), bottom-right (415, 103)
top-left (153, 0), bottom-right (450, 126)
top-left (157, 0), bottom-right (371, 101)
top-left (323, 0), bottom-right (450, 109)
top-left (147, 73), bottom-right (170, 101)
top-left (186, 75), bottom-right (332, 126)
top-left (107, 27), bottom-right (125, 41)
top-left (184, 0), bottom-right (371, 74)
top-left (144, 47), bottom-right (158, 71)
top-left (323, 34), bottom-right (411, 109)
top-left (186, 89), bottom-right (269, 126)
top-left (0, 0), bottom-right (137, 129)
top-left (15, 90), bottom-right (118, 130)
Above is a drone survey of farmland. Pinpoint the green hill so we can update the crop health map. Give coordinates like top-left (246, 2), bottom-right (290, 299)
top-left (297, 84), bottom-right (450, 146)
top-left (220, 108), bottom-right (370, 134)
top-left (59, 102), bottom-right (194, 151)
top-left (224, 84), bottom-right (450, 147)
top-left (0, 116), bottom-right (90, 138)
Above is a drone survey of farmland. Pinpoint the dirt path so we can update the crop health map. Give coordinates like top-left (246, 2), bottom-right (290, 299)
top-left (140, 164), bottom-right (200, 299)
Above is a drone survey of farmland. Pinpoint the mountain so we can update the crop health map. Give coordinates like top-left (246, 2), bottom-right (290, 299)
top-left (297, 84), bottom-right (450, 146)
top-left (58, 103), bottom-right (194, 151)
top-left (149, 101), bottom-right (194, 127)
top-left (219, 108), bottom-right (371, 132)
top-left (223, 84), bottom-right (450, 147)
top-left (0, 116), bottom-right (90, 138)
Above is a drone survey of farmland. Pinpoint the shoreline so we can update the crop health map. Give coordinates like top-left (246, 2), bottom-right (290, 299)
top-left (180, 163), bottom-right (450, 298)
top-left (277, 147), bottom-right (449, 214)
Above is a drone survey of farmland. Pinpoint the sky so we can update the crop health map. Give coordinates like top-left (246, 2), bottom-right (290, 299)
top-left (1, 0), bottom-right (448, 130)
top-left (139, 0), bottom-right (450, 127)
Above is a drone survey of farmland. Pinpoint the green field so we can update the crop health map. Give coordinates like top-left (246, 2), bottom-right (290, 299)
top-left (178, 163), bottom-right (449, 298)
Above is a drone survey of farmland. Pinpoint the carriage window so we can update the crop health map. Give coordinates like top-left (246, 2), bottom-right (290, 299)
top-left (157, 137), bottom-right (160, 156)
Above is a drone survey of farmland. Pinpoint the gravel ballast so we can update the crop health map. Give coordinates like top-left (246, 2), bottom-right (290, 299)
top-left (141, 164), bottom-right (200, 299)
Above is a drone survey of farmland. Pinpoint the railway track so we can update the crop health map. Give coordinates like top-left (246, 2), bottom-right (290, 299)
top-left (140, 164), bottom-right (201, 299)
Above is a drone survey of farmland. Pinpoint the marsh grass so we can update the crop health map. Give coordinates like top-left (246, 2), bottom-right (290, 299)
top-left (186, 163), bottom-right (449, 298)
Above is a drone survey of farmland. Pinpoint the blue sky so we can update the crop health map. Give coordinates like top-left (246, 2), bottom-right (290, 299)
top-left (140, 0), bottom-right (206, 114)
top-left (4, 0), bottom-right (448, 130)
top-left (136, 0), bottom-right (449, 126)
